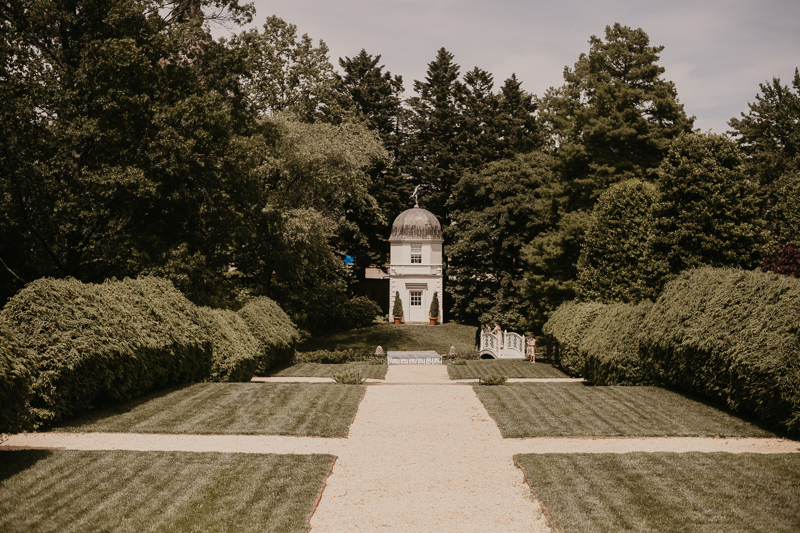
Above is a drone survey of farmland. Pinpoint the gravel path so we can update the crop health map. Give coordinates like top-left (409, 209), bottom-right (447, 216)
top-left (2, 366), bottom-right (798, 532)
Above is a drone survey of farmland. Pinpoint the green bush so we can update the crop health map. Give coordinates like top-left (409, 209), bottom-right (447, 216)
top-left (332, 369), bottom-right (366, 385)
top-left (639, 267), bottom-right (800, 436)
top-left (238, 297), bottom-right (299, 375)
top-left (197, 308), bottom-right (260, 382)
top-left (340, 297), bottom-right (382, 329)
top-left (1, 277), bottom-right (212, 426)
top-left (581, 301), bottom-right (655, 385)
top-left (452, 358), bottom-right (468, 366)
top-left (429, 291), bottom-right (440, 318)
top-left (479, 374), bottom-right (507, 386)
top-left (0, 318), bottom-right (32, 432)
top-left (542, 301), bottom-right (606, 376)
top-left (295, 349), bottom-right (383, 364)
top-left (392, 291), bottom-right (403, 318)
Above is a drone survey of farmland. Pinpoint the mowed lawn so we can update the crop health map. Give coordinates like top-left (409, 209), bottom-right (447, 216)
top-left (448, 360), bottom-right (567, 379)
top-left (515, 453), bottom-right (800, 533)
top-left (298, 322), bottom-right (477, 354)
top-left (270, 362), bottom-right (388, 379)
top-left (476, 384), bottom-right (774, 437)
top-left (56, 382), bottom-right (364, 437)
top-left (0, 450), bottom-right (333, 533)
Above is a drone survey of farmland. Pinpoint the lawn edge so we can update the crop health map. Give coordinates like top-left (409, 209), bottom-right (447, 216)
top-left (513, 454), bottom-right (563, 533)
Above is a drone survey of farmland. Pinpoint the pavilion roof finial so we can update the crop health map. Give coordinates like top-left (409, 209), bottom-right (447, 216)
top-left (411, 185), bottom-right (420, 208)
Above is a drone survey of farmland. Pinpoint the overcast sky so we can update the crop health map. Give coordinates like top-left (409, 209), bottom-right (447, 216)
top-left (216, 0), bottom-right (800, 134)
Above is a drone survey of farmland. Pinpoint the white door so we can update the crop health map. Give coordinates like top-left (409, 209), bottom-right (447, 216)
top-left (409, 290), bottom-right (426, 322)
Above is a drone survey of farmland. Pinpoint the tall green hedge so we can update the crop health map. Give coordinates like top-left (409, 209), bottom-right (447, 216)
top-left (197, 307), bottom-right (260, 382)
top-left (544, 267), bottom-right (800, 436)
top-left (0, 318), bottom-right (31, 432)
top-left (1, 277), bottom-right (212, 426)
top-left (238, 297), bottom-right (299, 375)
top-left (580, 301), bottom-right (654, 386)
top-left (639, 267), bottom-right (800, 436)
top-left (542, 300), bottom-right (605, 376)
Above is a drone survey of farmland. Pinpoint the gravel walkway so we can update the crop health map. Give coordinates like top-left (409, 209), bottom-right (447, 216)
top-left (2, 366), bottom-right (798, 532)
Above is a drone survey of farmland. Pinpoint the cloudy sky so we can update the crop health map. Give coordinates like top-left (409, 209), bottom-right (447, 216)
top-left (217, 0), bottom-right (800, 134)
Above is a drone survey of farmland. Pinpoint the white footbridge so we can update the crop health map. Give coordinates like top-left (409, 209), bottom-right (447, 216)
top-left (479, 331), bottom-right (526, 359)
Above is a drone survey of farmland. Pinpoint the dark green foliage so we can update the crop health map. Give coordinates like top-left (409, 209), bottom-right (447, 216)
top-left (429, 292), bottom-right (440, 318)
top-left (639, 267), bottom-right (800, 436)
top-left (577, 180), bottom-right (662, 302)
top-left (340, 296), bottom-right (383, 328)
top-left (523, 210), bottom-right (591, 333)
top-left (295, 349), bottom-right (381, 364)
top-left (542, 300), bottom-right (605, 376)
top-left (392, 291), bottom-right (403, 317)
top-left (581, 301), bottom-right (654, 385)
top-left (237, 297), bottom-right (299, 375)
top-left (0, 319), bottom-right (31, 432)
top-left (540, 23), bottom-right (693, 211)
top-left (729, 69), bottom-right (800, 230)
top-left (197, 307), bottom-right (260, 382)
top-left (1, 277), bottom-right (212, 426)
top-left (651, 133), bottom-right (765, 282)
top-left (447, 153), bottom-right (555, 330)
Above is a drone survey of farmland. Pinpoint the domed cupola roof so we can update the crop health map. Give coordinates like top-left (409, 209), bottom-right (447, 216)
top-left (389, 206), bottom-right (443, 243)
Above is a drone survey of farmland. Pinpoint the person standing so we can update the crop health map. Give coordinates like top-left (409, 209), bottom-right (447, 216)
top-left (492, 322), bottom-right (503, 349)
top-left (527, 335), bottom-right (536, 363)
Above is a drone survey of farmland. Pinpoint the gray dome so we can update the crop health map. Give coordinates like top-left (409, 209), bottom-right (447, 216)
top-left (389, 207), bottom-right (443, 242)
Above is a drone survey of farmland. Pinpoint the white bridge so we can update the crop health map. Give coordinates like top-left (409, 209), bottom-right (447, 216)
top-left (479, 331), bottom-right (526, 359)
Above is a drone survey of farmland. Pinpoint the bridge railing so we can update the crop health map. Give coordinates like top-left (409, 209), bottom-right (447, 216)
top-left (504, 331), bottom-right (525, 358)
top-left (479, 332), bottom-right (499, 358)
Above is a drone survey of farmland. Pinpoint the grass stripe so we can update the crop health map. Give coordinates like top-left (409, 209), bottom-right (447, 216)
top-left (448, 360), bottom-right (568, 379)
top-left (0, 450), bottom-right (334, 533)
top-left (476, 384), bottom-right (774, 437)
top-left (516, 453), bottom-right (800, 532)
top-left (270, 362), bottom-right (388, 379)
top-left (57, 382), bottom-right (365, 437)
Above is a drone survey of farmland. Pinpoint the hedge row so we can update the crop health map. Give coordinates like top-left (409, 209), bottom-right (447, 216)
top-left (1, 277), bottom-right (212, 427)
top-left (0, 318), bottom-right (31, 432)
top-left (197, 307), bottom-right (261, 382)
top-left (0, 278), bottom-right (299, 431)
top-left (544, 267), bottom-right (800, 436)
top-left (238, 297), bottom-right (300, 375)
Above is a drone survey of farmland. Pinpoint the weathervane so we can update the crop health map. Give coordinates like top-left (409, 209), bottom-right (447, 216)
top-left (411, 185), bottom-right (420, 207)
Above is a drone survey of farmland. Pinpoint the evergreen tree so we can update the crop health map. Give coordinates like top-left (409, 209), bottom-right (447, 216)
top-left (335, 50), bottom-right (410, 273)
top-left (446, 153), bottom-right (554, 331)
top-left (496, 74), bottom-right (544, 157)
top-left (650, 132), bottom-right (765, 281)
top-left (729, 69), bottom-right (800, 243)
top-left (405, 48), bottom-right (468, 218)
top-left (540, 23), bottom-right (694, 211)
top-left (576, 179), bottom-right (661, 303)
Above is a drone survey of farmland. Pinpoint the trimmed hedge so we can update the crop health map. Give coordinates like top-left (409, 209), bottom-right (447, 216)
top-left (197, 307), bottom-right (260, 382)
top-left (340, 297), bottom-right (383, 329)
top-left (1, 277), bottom-right (212, 426)
top-left (238, 297), bottom-right (299, 375)
top-left (581, 301), bottom-right (654, 386)
top-left (542, 300), bottom-right (605, 376)
top-left (639, 267), bottom-right (800, 436)
top-left (544, 267), bottom-right (800, 436)
top-left (295, 349), bottom-right (383, 364)
top-left (0, 318), bottom-right (31, 432)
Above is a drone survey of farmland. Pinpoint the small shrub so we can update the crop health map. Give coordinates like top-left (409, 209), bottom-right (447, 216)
top-left (479, 374), bottom-right (507, 386)
top-left (392, 291), bottom-right (403, 318)
top-left (452, 358), bottom-right (468, 366)
top-left (429, 291), bottom-right (440, 318)
top-left (238, 297), bottom-right (299, 375)
top-left (340, 297), bottom-right (383, 328)
top-left (332, 370), bottom-right (365, 385)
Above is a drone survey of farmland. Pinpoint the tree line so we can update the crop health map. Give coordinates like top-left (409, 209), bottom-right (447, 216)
top-left (1, 1), bottom-right (798, 333)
